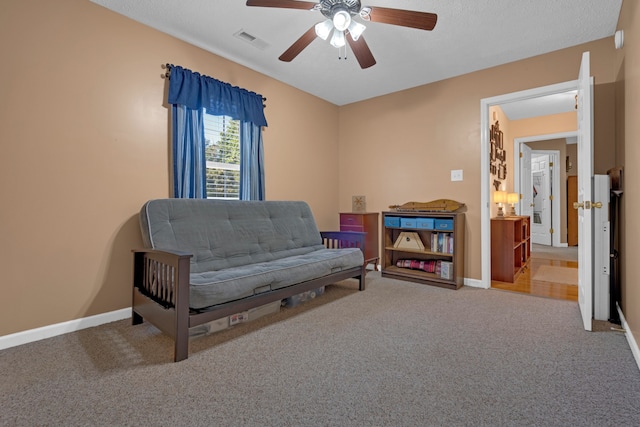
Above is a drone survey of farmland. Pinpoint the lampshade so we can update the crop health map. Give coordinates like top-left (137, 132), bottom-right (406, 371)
top-left (493, 190), bottom-right (507, 204)
top-left (330, 30), bottom-right (346, 48)
top-left (348, 20), bottom-right (366, 41)
top-left (315, 19), bottom-right (333, 40)
top-left (507, 192), bottom-right (519, 216)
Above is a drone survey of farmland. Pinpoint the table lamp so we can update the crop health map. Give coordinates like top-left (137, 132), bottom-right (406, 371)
top-left (494, 190), bottom-right (507, 217)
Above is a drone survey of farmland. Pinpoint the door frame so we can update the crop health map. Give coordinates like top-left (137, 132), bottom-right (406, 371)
top-left (514, 138), bottom-right (573, 248)
top-left (480, 80), bottom-right (578, 289)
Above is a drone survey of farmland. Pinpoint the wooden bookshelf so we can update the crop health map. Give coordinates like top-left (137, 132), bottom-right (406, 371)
top-left (491, 216), bottom-right (531, 283)
top-left (381, 211), bottom-right (465, 290)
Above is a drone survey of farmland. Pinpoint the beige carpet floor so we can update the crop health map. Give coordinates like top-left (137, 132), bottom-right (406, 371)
top-left (532, 264), bottom-right (579, 285)
top-left (2, 272), bottom-right (639, 426)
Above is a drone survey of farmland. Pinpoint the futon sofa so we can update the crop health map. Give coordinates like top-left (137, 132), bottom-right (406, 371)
top-left (132, 199), bottom-right (366, 362)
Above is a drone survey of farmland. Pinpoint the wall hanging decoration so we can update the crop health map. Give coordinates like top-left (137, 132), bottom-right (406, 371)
top-left (490, 119), bottom-right (506, 190)
top-left (352, 195), bottom-right (366, 212)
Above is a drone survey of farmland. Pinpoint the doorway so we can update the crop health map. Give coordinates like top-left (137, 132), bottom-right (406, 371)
top-left (514, 133), bottom-right (576, 248)
top-left (480, 80), bottom-right (580, 291)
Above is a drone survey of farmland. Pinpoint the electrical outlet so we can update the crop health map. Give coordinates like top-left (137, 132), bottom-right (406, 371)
top-left (451, 170), bottom-right (463, 181)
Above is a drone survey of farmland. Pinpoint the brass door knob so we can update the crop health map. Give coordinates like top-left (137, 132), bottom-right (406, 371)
top-left (593, 202), bottom-right (603, 208)
top-left (573, 202), bottom-right (584, 209)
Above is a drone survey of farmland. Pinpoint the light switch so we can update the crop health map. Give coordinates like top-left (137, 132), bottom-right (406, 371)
top-left (451, 169), bottom-right (463, 181)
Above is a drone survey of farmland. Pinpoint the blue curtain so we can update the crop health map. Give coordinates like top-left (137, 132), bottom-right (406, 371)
top-left (172, 104), bottom-right (206, 198)
top-left (167, 65), bottom-right (267, 199)
top-left (240, 121), bottom-right (265, 200)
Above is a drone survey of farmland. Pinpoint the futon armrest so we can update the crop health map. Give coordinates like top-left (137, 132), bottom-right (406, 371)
top-left (132, 248), bottom-right (193, 309)
top-left (320, 231), bottom-right (366, 256)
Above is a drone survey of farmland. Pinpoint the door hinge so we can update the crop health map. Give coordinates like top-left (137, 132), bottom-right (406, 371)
top-left (549, 161), bottom-right (553, 167)
top-left (549, 195), bottom-right (554, 201)
top-left (519, 152), bottom-right (523, 158)
top-left (550, 228), bottom-right (554, 234)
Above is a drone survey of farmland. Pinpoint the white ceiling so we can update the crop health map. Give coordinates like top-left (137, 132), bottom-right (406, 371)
top-left (90, 0), bottom-right (622, 111)
top-left (500, 90), bottom-right (578, 121)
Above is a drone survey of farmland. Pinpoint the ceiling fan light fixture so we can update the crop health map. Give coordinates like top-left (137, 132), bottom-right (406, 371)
top-left (247, 0), bottom-right (437, 69)
top-left (315, 19), bottom-right (333, 40)
top-left (332, 10), bottom-right (351, 31)
top-left (330, 29), bottom-right (346, 48)
top-left (348, 20), bottom-right (366, 41)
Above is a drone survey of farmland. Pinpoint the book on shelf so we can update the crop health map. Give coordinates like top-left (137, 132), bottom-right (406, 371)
top-left (430, 232), bottom-right (454, 254)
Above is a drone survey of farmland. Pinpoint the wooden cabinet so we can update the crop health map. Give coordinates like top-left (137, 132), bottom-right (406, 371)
top-left (381, 211), bottom-right (465, 290)
top-left (491, 216), bottom-right (531, 283)
top-left (340, 212), bottom-right (379, 269)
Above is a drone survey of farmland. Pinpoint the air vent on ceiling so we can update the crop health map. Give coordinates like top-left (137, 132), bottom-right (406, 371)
top-left (233, 29), bottom-right (269, 50)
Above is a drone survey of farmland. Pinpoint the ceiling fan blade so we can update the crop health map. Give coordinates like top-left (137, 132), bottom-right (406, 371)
top-left (346, 34), bottom-right (376, 69)
top-left (246, 0), bottom-right (317, 10)
top-left (367, 7), bottom-right (437, 31)
top-left (279, 26), bottom-right (317, 62)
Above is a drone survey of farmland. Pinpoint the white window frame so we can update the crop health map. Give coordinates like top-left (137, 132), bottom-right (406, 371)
top-left (203, 112), bottom-right (240, 200)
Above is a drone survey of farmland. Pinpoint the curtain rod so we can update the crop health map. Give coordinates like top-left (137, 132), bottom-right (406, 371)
top-left (162, 63), bottom-right (267, 106)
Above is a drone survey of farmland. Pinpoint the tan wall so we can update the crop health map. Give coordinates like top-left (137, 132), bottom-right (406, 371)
top-left (615, 0), bottom-right (640, 344)
top-left (339, 37), bottom-right (616, 282)
top-left (510, 112), bottom-right (577, 138)
top-left (0, 0), bottom-right (339, 336)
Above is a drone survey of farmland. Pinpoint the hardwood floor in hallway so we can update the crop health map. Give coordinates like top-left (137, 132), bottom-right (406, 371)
top-left (491, 246), bottom-right (578, 301)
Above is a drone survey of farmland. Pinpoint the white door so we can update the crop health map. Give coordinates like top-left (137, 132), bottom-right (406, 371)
top-left (531, 154), bottom-right (552, 245)
top-left (521, 144), bottom-right (532, 218)
top-left (577, 51), bottom-right (595, 331)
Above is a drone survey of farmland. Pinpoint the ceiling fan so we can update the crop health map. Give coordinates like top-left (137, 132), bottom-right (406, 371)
top-left (246, 0), bottom-right (437, 69)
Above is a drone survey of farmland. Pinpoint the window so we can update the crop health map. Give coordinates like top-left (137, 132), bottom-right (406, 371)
top-left (204, 113), bottom-right (240, 199)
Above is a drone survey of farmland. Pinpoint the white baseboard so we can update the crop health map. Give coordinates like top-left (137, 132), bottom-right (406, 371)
top-left (617, 304), bottom-right (640, 372)
top-left (0, 308), bottom-right (131, 351)
top-left (464, 277), bottom-right (487, 289)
